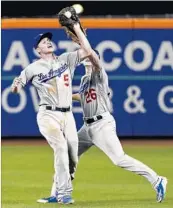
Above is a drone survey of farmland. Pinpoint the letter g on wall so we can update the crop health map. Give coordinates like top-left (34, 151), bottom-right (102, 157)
top-left (158, 85), bottom-right (173, 114)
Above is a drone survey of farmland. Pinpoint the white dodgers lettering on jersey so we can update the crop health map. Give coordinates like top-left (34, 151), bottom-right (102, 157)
top-left (38, 63), bottom-right (68, 83)
top-left (18, 51), bottom-right (80, 107)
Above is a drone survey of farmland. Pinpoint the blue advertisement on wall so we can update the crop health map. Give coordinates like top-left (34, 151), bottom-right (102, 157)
top-left (1, 28), bottom-right (173, 136)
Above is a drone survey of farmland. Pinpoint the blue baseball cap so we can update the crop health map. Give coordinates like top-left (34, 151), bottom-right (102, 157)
top-left (34, 32), bottom-right (53, 49)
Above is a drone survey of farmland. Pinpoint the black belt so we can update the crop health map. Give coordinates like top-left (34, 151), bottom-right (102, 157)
top-left (45, 106), bottom-right (70, 112)
top-left (85, 115), bottom-right (103, 124)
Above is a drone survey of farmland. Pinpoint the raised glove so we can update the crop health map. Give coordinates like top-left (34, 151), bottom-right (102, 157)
top-left (57, 6), bottom-right (86, 39)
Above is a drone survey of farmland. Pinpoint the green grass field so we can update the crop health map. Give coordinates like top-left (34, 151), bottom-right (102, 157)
top-left (2, 142), bottom-right (173, 208)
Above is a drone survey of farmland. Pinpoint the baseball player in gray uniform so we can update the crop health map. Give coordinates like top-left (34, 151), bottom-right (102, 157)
top-left (10, 29), bottom-right (99, 204)
top-left (70, 52), bottom-right (168, 203)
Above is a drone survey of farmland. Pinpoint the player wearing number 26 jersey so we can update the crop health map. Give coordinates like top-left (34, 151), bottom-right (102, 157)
top-left (79, 59), bottom-right (111, 118)
top-left (71, 51), bottom-right (168, 203)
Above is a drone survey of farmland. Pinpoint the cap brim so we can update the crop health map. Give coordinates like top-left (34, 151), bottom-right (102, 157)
top-left (35, 32), bottom-right (53, 49)
top-left (40, 32), bottom-right (53, 41)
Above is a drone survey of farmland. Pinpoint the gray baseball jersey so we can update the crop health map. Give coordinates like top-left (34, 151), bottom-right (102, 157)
top-left (19, 51), bottom-right (80, 107)
top-left (79, 67), bottom-right (112, 117)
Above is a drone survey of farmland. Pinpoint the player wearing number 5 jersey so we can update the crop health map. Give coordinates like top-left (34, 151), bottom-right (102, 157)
top-left (72, 52), bottom-right (168, 203)
top-left (10, 31), bottom-right (100, 204)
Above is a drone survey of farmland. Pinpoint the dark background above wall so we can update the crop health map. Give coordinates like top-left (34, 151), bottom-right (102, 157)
top-left (2, 1), bottom-right (173, 17)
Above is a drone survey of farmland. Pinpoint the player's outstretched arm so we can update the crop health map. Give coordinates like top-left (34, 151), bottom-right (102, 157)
top-left (57, 6), bottom-right (101, 70)
top-left (72, 93), bottom-right (81, 102)
top-left (11, 67), bottom-right (32, 93)
top-left (73, 23), bottom-right (102, 70)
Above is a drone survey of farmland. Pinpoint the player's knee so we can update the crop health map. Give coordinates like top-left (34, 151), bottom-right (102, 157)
top-left (112, 154), bottom-right (126, 166)
top-left (56, 144), bottom-right (67, 154)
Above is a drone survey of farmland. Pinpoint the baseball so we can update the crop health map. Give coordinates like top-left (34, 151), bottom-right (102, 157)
top-left (64, 11), bottom-right (71, 18)
top-left (72, 4), bottom-right (84, 14)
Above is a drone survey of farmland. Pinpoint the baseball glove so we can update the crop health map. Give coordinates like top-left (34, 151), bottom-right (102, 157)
top-left (57, 6), bottom-right (86, 41)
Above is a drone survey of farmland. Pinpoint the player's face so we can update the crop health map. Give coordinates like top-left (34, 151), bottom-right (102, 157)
top-left (37, 37), bottom-right (54, 54)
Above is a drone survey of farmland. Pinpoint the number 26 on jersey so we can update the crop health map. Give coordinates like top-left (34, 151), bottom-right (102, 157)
top-left (85, 88), bottom-right (97, 103)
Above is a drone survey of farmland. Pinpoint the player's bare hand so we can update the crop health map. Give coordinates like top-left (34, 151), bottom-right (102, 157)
top-left (11, 77), bottom-right (22, 93)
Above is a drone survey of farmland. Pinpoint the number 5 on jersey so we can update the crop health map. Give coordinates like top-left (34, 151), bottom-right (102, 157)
top-left (85, 88), bottom-right (97, 103)
top-left (64, 74), bottom-right (69, 86)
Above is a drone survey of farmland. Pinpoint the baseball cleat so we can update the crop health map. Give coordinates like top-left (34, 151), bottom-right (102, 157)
top-left (155, 176), bottom-right (168, 203)
top-left (37, 196), bottom-right (58, 203)
top-left (58, 195), bottom-right (74, 204)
